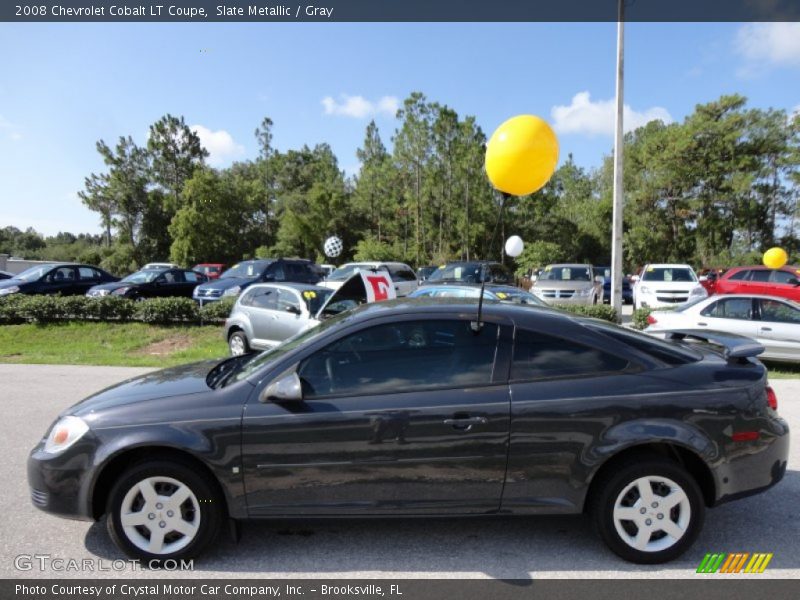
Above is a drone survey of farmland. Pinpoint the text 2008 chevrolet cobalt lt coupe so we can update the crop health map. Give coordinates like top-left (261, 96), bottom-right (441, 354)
top-left (29, 300), bottom-right (788, 564)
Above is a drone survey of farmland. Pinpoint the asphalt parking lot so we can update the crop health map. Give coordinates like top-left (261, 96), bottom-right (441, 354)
top-left (1, 363), bottom-right (797, 580)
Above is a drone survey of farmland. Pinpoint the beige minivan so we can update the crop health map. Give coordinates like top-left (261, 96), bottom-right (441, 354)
top-left (531, 263), bottom-right (604, 305)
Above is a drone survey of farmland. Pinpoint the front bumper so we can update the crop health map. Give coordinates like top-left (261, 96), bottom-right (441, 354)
top-left (532, 292), bottom-right (596, 306)
top-left (27, 441), bottom-right (97, 521)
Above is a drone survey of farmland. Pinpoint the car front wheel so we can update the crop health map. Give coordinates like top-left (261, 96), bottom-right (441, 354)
top-left (228, 331), bottom-right (250, 356)
top-left (590, 457), bottom-right (704, 564)
top-left (106, 460), bottom-right (223, 564)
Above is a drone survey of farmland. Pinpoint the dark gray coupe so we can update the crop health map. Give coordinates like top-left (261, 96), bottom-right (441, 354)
top-left (28, 300), bottom-right (789, 564)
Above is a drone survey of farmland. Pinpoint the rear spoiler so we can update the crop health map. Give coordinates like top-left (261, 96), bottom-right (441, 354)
top-left (662, 329), bottom-right (764, 360)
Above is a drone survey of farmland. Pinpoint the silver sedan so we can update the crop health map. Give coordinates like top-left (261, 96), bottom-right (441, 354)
top-left (645, 294), bottom-right (800, 363)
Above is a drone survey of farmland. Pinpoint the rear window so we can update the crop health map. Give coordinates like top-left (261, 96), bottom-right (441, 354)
top-left (587, 322), bottom-right (701, 366)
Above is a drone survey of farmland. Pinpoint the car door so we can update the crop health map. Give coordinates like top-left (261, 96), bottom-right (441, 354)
top-left (245, 286), bottom-right (282, 347)
top-left (755, 298), bottom-right (800, 361)
top-left (182, 270), bottom-right (203, 297)
top-left (696, 297), bottom-right (759, 337)
top-left (241, 315), bottom-right (513, 516)
top-left (76, 266), bottom-right (102, 294)
top-left (272, 288), bottom-right (309, 341)
top-left (41, 266), bottom-right (78, 295)
top-left (767, 269), bottom-right (800, 303)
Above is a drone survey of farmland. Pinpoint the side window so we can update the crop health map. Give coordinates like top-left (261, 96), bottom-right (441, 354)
top-left (298, 320), bottom-right (499, 398)
top-left (512, 329), bottom-right (629, 380)
top-left (759, 299), bottom-right (800, 324)
top-left (700, 298), bottom-right (753, 320)
top-left (727, 270), bottom-right (750, 281)
top-left (238, 288), bottom-right (257, 307)
top-left (389, 268), bottom-right (417, 282)
top-left (78, 267), bottom-right (99, 281)
top-left (184, 271), bottom-right (200, 283)
top-left (491, 266), bottom-right (511, 283)
top-left (770, 270), bottom-right (799, 285)
top-left (749, 269), bottom-right (771, 282)
top-left (250, 287), bottom-right (279, 310)
top-left (276, 289), bottom-right (302, 313)
top-left (268, 263), bottom-right (285, 280)
top-left (48, 267), bottom-right (75, 282)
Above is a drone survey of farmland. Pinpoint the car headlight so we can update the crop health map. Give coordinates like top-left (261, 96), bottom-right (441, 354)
top-left (111, 287), bottom-right (130, 296)
top-left (0, 285), bottom-right (20, 295)
top-left (575, 288), bottom-right (592, 296)
top-left (223, 286), bottom-right (242, 297)
top-left (43, 416), bottom-right (89, 455)
top-left (689, 285), bottom-right (708, 298)
top-left (87, 289), bottom-right (109, 297)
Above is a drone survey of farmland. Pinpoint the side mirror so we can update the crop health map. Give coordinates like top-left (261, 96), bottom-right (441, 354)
top-left (789, 278), bottom-right (800, 287)
top-left (260, 371), bottom-right (303, 403)
top-left (285, 305), bottom-right (302, 315)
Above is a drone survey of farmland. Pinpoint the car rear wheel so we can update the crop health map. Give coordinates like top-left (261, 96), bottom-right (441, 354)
top-left (106, 460), bottom-right (223, 564)
top-left (228, 331), bottom-right (250, 356)
top-left (590, 457), bottom-right (704, 564)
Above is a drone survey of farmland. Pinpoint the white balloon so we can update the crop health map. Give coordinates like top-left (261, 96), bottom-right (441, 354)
top-left (323, 236), bottom-right (343, 258)
top-left (505, 235), bottom-right (524, 258)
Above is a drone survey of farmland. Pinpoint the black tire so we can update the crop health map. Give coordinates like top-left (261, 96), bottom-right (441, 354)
top-left (228, 330), bottom-right (250, 356)
top-left (589, 457), bottom-right (705, 564)
top-left (106, 459), bottom-right (223, 564)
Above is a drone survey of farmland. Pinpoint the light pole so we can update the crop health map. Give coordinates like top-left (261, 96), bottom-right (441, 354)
top-left (611, 0), bottom-right (625, 317)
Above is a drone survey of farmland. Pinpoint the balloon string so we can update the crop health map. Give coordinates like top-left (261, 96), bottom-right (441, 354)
top-left (487, 192), bottom-right (509, 261)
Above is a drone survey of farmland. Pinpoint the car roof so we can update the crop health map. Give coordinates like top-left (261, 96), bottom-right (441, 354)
top-left (713, 294), bottom-right (800, 303)
top-left (726, 264), bottom-right (800, 272)
top-left (643, 263), bottom-right (694, 268)
top-left (546, 263), bottom-right (592, 268)
top-left (245, 282), bottom-right (331, 293)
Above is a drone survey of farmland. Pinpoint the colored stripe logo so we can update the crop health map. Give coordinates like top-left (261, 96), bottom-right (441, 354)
top-left (696, 553), bottom-right (773, 573)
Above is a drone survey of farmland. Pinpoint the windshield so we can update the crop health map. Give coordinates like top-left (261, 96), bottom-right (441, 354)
top-left (225, 309), bottom-right (357, 386)
top-left (427, 263), bottom-right (484, 283)
top-left (538, 266), bottom-right (592, 282)
top-left (301, 288), bottom-right (334, 313)
top-left (641, 267), bottom-right (697, 283)
top-left (221, 260), bottom-right (273, 279)
top-left (13, 264), bottom-right (57, 281)
top-left (327, 264), bottom-right (381, 282)
top-left (194, 265), bottom-right (221, 274)
top-left (122, 269), bottom-right (165, 284)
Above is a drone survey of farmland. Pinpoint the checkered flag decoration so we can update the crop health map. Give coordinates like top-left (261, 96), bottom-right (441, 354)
top-left (324, 236), bottom-right (343, 258)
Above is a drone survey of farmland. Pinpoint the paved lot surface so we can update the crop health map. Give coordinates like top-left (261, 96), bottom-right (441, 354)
top-left (1, 363), bottom-right (798, 579)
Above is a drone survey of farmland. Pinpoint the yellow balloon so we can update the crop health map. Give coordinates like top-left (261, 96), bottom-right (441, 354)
top-left (485, 115), bottom-right (559, 196)
top-left (763, 247), bottom-right (788, 269)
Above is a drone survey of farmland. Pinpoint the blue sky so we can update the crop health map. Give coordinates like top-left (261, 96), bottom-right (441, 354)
top-left (1, 22), bottom-right (799, 236)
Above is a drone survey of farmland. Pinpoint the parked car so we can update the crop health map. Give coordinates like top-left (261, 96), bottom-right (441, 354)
top-left (192, 263), bottom-right (226, 281)
top-left (708, 265), bottom-right (800, 303)
top-left (530, 264), bottom-right (603, 305)
top-left (645, 294), bottom-right (800, 363)
top-left (595, 266), bottom-right (633, 304)
top-left (225, 272), bottom-right (388, 355)
top-left (416, 265), bottom-right (438, 282)
top-left (422, 261), bottom-right (513, 286)
top-left (318, 264), bottom-right (336, 278)
top-left (142, 262), bottom-right (181, 270)
top-left (0, 263), bottom-right (118, 297)
top-left (0, 270), bottom-right (13, 280)
top-left (632, 264), bottom-right (707, 310)
top-left (409, 283), bottom-right (549, 306)
top-left (28, 300), bottom-right (788, 564)
top-left (193, 258), bottom-right (320, 303)
top-left (321, 262), bottom-right (418, 296)
top-left (87, 267), bottom-right (206, 300)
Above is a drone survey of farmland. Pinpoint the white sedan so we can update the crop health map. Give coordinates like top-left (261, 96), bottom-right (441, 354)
top-left (645, 294), bottom-right (800, 363)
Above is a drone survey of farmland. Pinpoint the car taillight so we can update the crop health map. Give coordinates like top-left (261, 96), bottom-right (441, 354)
top-left (766, 385), bottom-right (778, 411)
top-left (646, 314), bottom-right (657, 325)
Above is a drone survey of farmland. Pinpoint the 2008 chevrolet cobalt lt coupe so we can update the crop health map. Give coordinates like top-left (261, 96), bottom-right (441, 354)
top-left (29, 300), bottom-right (788, 564)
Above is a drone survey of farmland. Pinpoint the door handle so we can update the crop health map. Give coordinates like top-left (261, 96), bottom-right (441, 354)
top-left (443, 416), bottom-right (488, 430)
top-left (761, 327), bottom-right (772, 332)
top-left (697, 322), bottom-right (707, 326)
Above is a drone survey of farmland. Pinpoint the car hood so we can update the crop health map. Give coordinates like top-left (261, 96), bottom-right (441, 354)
top-left (0, 278), bottom-right (24, 289)
top-left (67, 360), bottom-right (219, 419)
top-left (89, 281), bottom-right (132, 292)
top-left (639, 280), bottom-right (698, 291)
top-left (198, 277), bottom-right (253, 291)
top-left (533, 280), bottom-right (594, 290)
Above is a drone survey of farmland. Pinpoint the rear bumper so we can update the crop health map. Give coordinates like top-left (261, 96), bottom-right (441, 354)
top-left (712, 416), bottom-right (790, 506)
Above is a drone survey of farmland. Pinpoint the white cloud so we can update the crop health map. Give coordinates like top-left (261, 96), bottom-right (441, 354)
top-left (736, 23), bottom-right (800, 70)
top-left (190, 125), bottom-right (245, 166)
top-left (551, 91), bottom-right (672, 137)
top-left (321, 94), bottom-right (399, 119)
top-left (792, 104), bottom-right (800, 118)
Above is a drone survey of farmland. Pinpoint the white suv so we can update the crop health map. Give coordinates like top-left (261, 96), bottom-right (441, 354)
top-left (633, 263), bottom-right (707, 310)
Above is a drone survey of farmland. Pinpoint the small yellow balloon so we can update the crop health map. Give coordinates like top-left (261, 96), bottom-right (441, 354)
top-left (485, 115), bottom-right (559, 196)
top-left (763, 247), bottom-right (788, 269)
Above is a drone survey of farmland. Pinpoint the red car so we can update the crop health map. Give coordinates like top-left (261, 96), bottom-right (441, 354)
top-left (192, 263), bottom-right (227, 280)
top-left (709, 264), bottom-right (800, 301)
